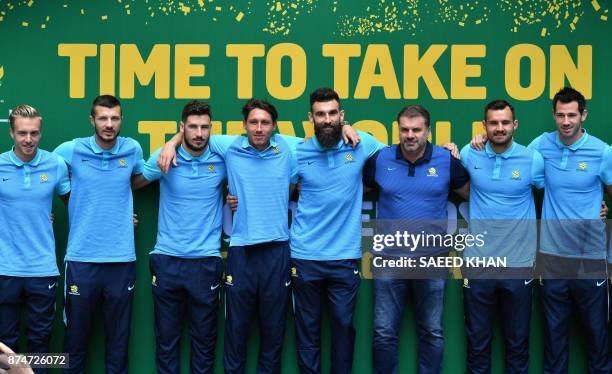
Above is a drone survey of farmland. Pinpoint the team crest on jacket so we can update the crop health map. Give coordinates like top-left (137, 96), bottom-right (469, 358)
top-left (69, 285), bottom-right (80, 295)
top-left (345, 153), bottom-right (354, 163)
top-left (40, 174), bottom-right (48, 183)
top-left (207, 164), bottom-right (215, 172)
top-left (511, 170), bottom-right (520, 179)
top-left (578, 162), bottom-right (587, 171)
top-left (118, 159), bottom-right (127, 168)
top-left (225, 275), bottom-right (234, 286)
top-left (427, 167), bottom-right (438, 177)
top-left (272, 146), bottom-right (280, 154)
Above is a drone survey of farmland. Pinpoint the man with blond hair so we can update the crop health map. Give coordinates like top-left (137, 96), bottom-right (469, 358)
top-left (0, 105), bottom-right (70, 373)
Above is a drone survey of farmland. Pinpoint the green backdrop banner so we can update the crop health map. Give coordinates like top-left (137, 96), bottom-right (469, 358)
top-left (0, 0), bottom-right (610, 372)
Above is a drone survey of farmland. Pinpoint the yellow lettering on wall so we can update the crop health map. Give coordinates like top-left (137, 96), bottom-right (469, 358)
top-left (434, 121), bottom-right (451, 145)
top-left (404, 45), bottom-right (448, 99)
top-left (353, 120), bottom-right (388, 145)
top-left (120, 44), bottom-right (170, 99)
top-left (211, 121), bottom-right (223, 135)
top-left (138, 121), bottom-right (177, 155)
top-left (175, 44), bottom-right (210, 99)
top-left (354, 45), bottom-right (401, 99)
top-left (226, 120), bottom-right (246, 135)
top-left (58, 44), bottom-right (97, 98)
top-left (266, 43), bottom-right (307, 100)
top-left (99, 44), bottom-right (115, 96)
top-left (550, 45), bottom-right (592, 99)
top-left (302, 121), bottom-right (314, 139)
top-left (276, 121), bottom-right (297, 136)
top-left (505, 44), bottom-right (545, 101)
top-left (472, 121), bottom-right (486, 137)
top-left (322, 44), bottom-right (361, 99)
top-left (226, 44), bottom-right (265, 99)
top-left (391, 120), bottom-right (399, 144)
top-left (451, 45), bottom-right (486, 99)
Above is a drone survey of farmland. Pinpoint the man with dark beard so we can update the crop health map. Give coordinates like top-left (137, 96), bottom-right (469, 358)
top-left (289, 87), bottom-right (386, 374)
top-left (131, 101), bottom-right (225, 374)
top-left (53, 95), bottom-right (144, 374)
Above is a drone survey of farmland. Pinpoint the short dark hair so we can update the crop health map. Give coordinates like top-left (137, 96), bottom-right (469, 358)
top-left (91, 95), bottom-right (121, 117)
top-left (484, 99), bottom-right (515, 121)
top-left (552, 87), bottom-right (586, 113)
top-left (241, 99), bottom-right (278, 123)
top-left (181, 100), bottom-right (211, 123)
top-left (309, 87), bottom-right (340, 111)
top-left (397, 105), bottom-right (430, 127)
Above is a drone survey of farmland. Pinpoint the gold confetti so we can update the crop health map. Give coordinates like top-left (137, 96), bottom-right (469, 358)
top-left (569, 22), bottom-right (575, 30)
top-left (27, 0), bottom-right (33, 7)
top-left (592, 0), bottom-right (601, 11)
top-left (180, 4), bottom-right (191, 14)
top-left (458, 21), bottom-right (464, 26)
top-left (101, 15), bottom-right (108, 20)
top-left (41, 23), bottom-right (46, 28)
top-left (572, 16), bottom-right (579, 23)
top-left (276, 2), bottom-right (281, 11)
top-left (215, 6), bottom-right (221, 11)
top-left (236, 11), bottom-right (244, 21)
top-left (80, 9), bottom-right (85, 15)
top-left (46, 16), bottom-right (49, 21)
top-left (21, 21), bottom-right (28, 27)
top-left (126, 9), bottom-right (131, 15)
top-left (601, 15), bottom-right (608, 20)
top-left (475, 19), bottom-right (481, 24)
top-left (0, 66), bottom-right (4, 80)
top-left (540, 27), bottom-right (547, 36)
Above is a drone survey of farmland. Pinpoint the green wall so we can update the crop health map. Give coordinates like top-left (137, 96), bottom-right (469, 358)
top-left (1, 0), bottom-right (610, 372)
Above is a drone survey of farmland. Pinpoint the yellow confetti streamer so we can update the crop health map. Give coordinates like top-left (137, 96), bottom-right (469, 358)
top-left (540, 27), bottom-right (547, 36)
top-left (236, 11), bottom-right (244, 22)
top-left (0, 66), bottom-right (4, 80)
top-left (41, 23), bottom-right (46, 29)
top-left (21, 21), bottom-right (28, 27)
top-left (180, 4), bottom-right (191, 14)
top-left (591, 0), bottom-right (600, 11)
top-left (101, 15), bottom-right (108, 20)
top-left (601, 15), bottom-right (608, 20)
top-left (27, 0), bottom-right (33, 7)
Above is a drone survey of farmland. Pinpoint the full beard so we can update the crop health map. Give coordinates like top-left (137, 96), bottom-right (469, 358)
top-left (315, 123), bottom-right (342, 149)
